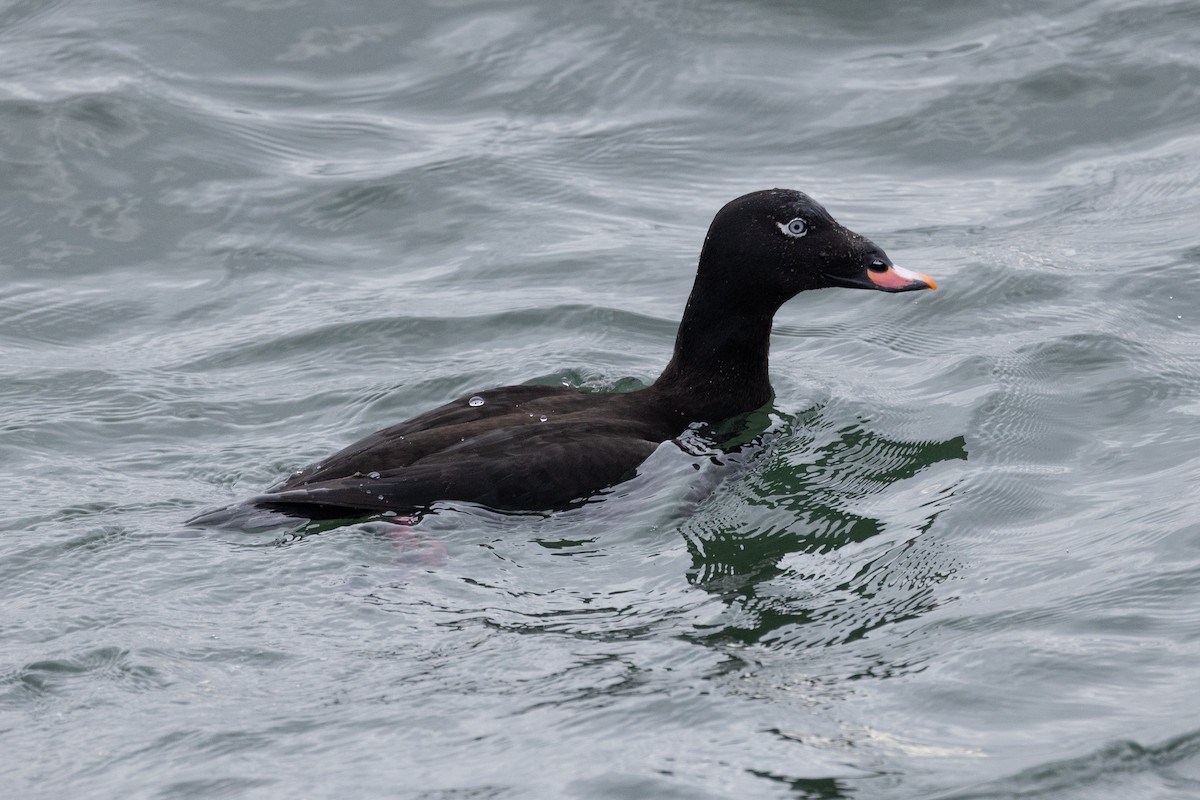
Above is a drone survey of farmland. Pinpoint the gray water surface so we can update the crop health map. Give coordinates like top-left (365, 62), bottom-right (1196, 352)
top-left (3, 1), bottom-right (1200, 798)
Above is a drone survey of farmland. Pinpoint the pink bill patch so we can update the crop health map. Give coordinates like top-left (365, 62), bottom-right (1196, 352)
top-left (868, 264), bottom-right (938, 290)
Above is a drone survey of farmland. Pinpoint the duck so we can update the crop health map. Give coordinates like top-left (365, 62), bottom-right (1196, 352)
top-left (242, 189), bottom-right (935, 520)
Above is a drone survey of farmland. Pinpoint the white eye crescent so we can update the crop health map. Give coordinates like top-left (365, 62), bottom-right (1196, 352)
top-left (778, 217), bottom-right (808, 238)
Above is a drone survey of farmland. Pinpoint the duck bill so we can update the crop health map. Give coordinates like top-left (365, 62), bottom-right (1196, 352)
top-left (825, 263), bottom-right (938, 293)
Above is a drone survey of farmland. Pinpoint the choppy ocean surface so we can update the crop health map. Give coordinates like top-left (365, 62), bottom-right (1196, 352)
top-left (3, 0), bottom-right (1200, 797)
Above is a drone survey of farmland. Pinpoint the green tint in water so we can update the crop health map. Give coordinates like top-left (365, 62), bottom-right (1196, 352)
top-left (685, 406), bottom-right (967, 648)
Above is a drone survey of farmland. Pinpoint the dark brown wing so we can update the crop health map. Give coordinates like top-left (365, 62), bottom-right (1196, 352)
top-left (256, 383), bottom-right (682, 515)
top-left (274, 383), bottom-right (581, 490)
top-left (255, 422), bottom-right (662, 515)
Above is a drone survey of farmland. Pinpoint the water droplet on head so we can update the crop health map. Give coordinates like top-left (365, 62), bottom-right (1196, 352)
top-left (539, 415), bottom-right (548, 422)
top-left (468, 395), bottom-right (485, 407)
top-left (367, 471), bottom-right (380, 479)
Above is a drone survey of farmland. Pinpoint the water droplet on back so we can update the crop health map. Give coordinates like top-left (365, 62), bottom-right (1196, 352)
top-left (367, 471), bottom-right (380, 479)
top-left (468, 395), bottom-right (485, 407)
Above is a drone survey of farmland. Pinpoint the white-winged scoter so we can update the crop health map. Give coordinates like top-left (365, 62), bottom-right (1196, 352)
top-left (243, 189), bottom-right (936, 519)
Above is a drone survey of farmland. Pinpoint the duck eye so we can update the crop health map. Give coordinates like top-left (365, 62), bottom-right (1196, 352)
top-left (778, 217), bottom-right (808, 238)
top-left (868, 259), bottom-right (889, 273)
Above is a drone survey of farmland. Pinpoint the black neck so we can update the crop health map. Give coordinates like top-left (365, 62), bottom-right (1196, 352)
top-left (651, 282), bottom-right (780, 422)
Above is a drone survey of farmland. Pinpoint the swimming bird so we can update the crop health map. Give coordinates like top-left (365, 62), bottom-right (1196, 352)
top-left (245, 189), bottom-right (935, 519)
